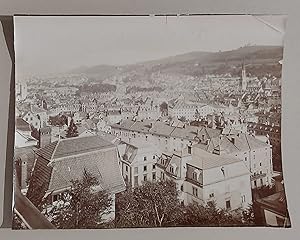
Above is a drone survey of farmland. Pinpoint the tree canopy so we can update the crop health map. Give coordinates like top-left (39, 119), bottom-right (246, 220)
top-left (115, 180), bottom-right (254, 228)
top-left (115, 180), bottom-right (183, 228)
top-left (44, 170), bottom-right (113, 229)
top-left (65, 118), bottom-right (79, 138)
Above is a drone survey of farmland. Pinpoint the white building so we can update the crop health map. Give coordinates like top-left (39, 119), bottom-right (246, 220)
top-left (169, 99), bottom-right (214, 121)
top-left (156, 145), bottom-right (252, 211)
top-left (117, 142), bottom-right (161, 187)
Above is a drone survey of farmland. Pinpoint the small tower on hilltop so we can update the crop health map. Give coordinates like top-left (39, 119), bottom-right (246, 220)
top-left (240, 61), bottom-right (247, 91)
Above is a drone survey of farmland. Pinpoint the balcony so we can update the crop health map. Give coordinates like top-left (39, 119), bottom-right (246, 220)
top-left (251, 172), bottom-right (267, 181)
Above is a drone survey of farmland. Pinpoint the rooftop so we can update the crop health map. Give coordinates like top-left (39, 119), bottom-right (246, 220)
top-left (190, 147), bottom-right (242, 170)
top-left (27, 135), bottom-right (125, 199)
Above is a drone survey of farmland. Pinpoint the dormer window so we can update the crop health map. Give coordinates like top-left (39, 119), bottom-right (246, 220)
top-left (192, 172), bottom-right (197, 180)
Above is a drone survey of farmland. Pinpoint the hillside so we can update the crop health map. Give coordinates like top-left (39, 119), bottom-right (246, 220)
top-left (70, 45), bottom-right (283, 83)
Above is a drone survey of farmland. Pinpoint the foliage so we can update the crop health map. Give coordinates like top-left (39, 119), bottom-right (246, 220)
top-left (44, 170), bottom-right (113, 229)
top-left (12, 212), bottom-right (27, 230)
top-left (49, 114), bottom-right (68, 127)
top-left (65, 118), bottom-right (79, 138)
top-left (115, 180), bottom-right (183, 228)
top-left (241, 204), bottom-right (255, 225)
top-left (116, 180), bottom-right (254, 228)
top-left (180, 201), bottom-right (243, 227)
top-left (159, 102), bottom-right (168, 116)
top-left (79, 83), bottom-right (116, 94)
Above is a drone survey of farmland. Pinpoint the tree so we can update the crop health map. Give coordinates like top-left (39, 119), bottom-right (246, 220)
top-left (65, 118), bottom-right (79, 138)
top-left (45, 170), bottom-right (113, 229)
top-left (49, 114), bottom-right (67, 127)
top-left (115, 180), bottom-right (183, 228)
top-left (241, 204), bottom-right (255, 225)
top-left (179, 201), bottom-right (243, 227)
top-left (159, 102), bottom-right (168, 116)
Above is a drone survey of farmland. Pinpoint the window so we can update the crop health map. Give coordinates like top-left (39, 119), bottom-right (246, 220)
top-left (209, 193), bottom-right (214, 198)
top-left (170, 166), bottom-right (174, 174)
top-left (53, 194), bottom-right (59, 202)
top-left (180, 185), bottom-right (184, 191)
top-left (241, 195), bottom-right (246, 203)
top-left (134, 167), bottom-right (138, 174)
top-left (260, 178), bottom-right (263, 186)
top-left (161, 172), bottom-right (165, 180)
top-left (152, 172), bottom-right (156, 181)
top-left (125, 165), bottom-right (128, 172)
top-left (192, 187), bottom-right (198, 197)
top-left (25, 118), bottom-right (28, 121)
top-left (192, 172), bottom-right (197, 180)
top-left (153, 155), bottom-right (156, 159)
top-left (245, 157), bottom-right (247, 161)
top-left (144, 156), bottom-right (147, 161)
top-left (143, 174), bottom-right (147, 181)
top-left (254, 180), bottom-right (257, 187)
top-left (226, 200), bottom-right (231, 210)
top-left (188, 146), bottom-right (192, 154)
top-left (152, 164), bottom-right (156, 170)
top-left (144, 166), bottom-right (147, 172)
top-left (134, 176), bottom-right (138, 187)
top-left (260, 170), bottom-right (262, 174)
top-left (276, 216), bottom-right (285, 226)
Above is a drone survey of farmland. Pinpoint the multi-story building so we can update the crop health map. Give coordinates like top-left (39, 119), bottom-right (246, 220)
top-left (168, 99), bottom-right (214, 121)
top-left (26, 135), bottom-right (126, 221)
top-left (110, 119), bottom-right (221, 153)
top-left (16, 80), bottom-right (28, 101)
top-left (156, 145), bottom-right (252, 211)
top-left (200, 132), bottom-right (273, 189)
top-left (117, 143), bottom-right (161, 187)
top-left (247, 122), bottom-right (281, 146)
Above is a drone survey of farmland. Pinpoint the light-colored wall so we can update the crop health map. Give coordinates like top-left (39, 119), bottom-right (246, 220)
top-left (264, 209), bottom-right (287, 227)
top-left (184, 161), bottom-right (252, 210)
top-left (226, 145), bottom-right (273, 188)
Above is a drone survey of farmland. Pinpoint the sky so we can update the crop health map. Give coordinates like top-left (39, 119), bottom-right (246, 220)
top-left (14, 15), bottom-right (287, 77)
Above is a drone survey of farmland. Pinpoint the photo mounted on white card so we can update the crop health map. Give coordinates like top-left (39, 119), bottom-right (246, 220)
top-left (13, 15), bottom-right (290, 229)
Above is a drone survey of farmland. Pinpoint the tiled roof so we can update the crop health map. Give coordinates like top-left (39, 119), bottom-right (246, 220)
top-left (111, 120), bottom-right (136, 130)
top-left (149, 122), bottom-right (175, 137)
top-left (34, 141), bottom-right (59, 160)
top-left (31, 105), bottom-right (47, 114)
top-left (210, 133), bottom-right (269, 155)
top-left (28, 135), bottom-right (125, 197)
top-left (48, 148), bottom-right (125, 194)
top-left (257, 191), bottom-right (288, 216)
top-left (130, 120), bottom-right (153, 133)
top-left (16, 117), bottom-right (31, 132)
top-left (189, 147), bottom-right (242, 170)
top-left (53, 135), bottom-right (114, 159)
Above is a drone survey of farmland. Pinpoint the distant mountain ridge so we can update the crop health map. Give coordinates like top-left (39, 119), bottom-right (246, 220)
top-left (69, 45), bottom-right (283, 82)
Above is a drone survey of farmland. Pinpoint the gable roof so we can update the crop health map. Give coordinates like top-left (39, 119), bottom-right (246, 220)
top-left (28, 135), bottom-right (125, 199)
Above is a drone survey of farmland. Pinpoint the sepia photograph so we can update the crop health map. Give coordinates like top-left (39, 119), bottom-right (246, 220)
top-left (12, 15), bottom-right (290, 229)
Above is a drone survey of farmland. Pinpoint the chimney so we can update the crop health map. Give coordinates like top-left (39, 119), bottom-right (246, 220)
top-left (38, 127), bottom-right (52, 148)
top-left (230, 136), bottom-right (235, 145)
top-left (20, 156), bottom-right (28, 189)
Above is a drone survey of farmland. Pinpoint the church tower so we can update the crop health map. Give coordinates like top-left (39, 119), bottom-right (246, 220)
top-left (240, 62), bottom-right (247, 91)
